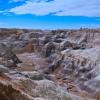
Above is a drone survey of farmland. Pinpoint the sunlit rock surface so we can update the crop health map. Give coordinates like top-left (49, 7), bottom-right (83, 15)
top-left (0, 28), bottom-right (100, 100)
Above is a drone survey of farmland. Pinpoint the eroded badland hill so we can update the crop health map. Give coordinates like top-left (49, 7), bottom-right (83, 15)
top-left (0, 28), bottom-right (100, 100)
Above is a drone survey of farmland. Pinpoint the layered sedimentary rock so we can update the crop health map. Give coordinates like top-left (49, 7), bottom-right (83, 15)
top-left (0, 28), bottom-right (100, 100)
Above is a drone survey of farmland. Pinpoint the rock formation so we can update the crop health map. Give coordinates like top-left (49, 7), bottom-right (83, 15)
top-left (0, 28), bottom-right (100, 100)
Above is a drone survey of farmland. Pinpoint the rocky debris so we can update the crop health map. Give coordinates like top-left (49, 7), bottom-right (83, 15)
top-left (3, 59), bottom-right (18, 68)
top-left (0, 65), bottom-right (9, 73)
top-left (2, 50), bottom-right (22, 68)
top-left (60, 40), bottom-right (87, 51)
top-left (7, 40), bottom-right (28, 51)
top-left (94, 91), bottom-right (100, 100)
top-left (42, 42), bottom-right (56, 57)
top-left (19, 32), bottom-right (43, 41)
top-left (42, 35), bottom-right (52, 44)
top-left (0, 43), bottom-right (22, 68)
top-left (0, 43), bottom-right (17, 61)
top-left (44, 53), bottom-right (64, 74)
top-left (18, 78), bottom-right (85, 100)
top-left (0, 73), bottom-right (87, 100)
top-left (0, 77), bottom-right (34, 100)
top-left (20, 71), bottom-right (44, 80)
top-left (0, 28), bottom-right (100, 100)
top-left (84, 75), bottom-right (100, 91)
top-left (33, 79), bottom-right (83, 100)
top-left (60, 40), bottom-right (74, 50)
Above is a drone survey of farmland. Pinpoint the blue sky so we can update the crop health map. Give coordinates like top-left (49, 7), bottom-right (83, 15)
top-left (0, 0), bottom-right (100, 29)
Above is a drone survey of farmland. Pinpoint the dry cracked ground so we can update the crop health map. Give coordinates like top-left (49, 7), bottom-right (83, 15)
top-left (0, 28), bottom-right (100, 100)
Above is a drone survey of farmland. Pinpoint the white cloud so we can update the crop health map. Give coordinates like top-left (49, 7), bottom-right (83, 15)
top-left (8, 0), bottom-right (100, 17)
top-left (0, 10), bottom-right (13, 16)
top-left (9, 0), bottom-right (44, 3)
top-left (9, 0), bottom-right (25, 3)
top-left (0, 11), bottom-right (5, 13)
top-left (12, 0), bottom-right (23, 2)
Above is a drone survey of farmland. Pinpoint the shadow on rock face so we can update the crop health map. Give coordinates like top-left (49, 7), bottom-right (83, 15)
top-left (0, 82), bottom-right (32, 100)
top-left (41, 42), bottom-right (56, 57)
top-left (0, 43), bottom-right (22, 68)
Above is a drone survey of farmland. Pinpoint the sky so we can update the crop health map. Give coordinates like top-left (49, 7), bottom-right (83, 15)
top-left (0, 0), bottom-right (100, 29)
